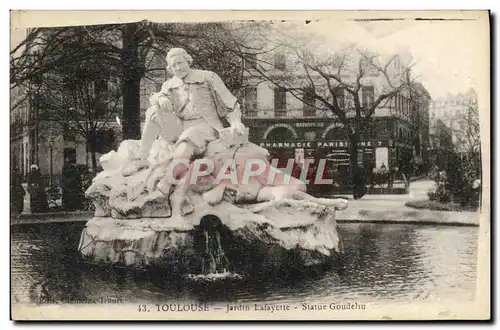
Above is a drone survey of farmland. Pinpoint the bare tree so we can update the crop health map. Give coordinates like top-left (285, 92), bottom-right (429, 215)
top-left (33, 60), bottom-right (122, 170)
top-left (11, 22), bottom-right (252, 140)
top-left (240, 31), bottom-right (417, 167)
top-left (454, 103), bottom-right (481, 157)
top-left (452, 103), bottom-right (481, 191)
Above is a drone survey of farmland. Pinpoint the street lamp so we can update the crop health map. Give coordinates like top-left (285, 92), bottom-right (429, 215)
top-left (115, 115), bottom-right (123, 144)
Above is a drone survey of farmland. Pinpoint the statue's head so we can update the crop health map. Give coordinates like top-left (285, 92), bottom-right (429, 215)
top-left (166, 48), bottom-right (193, 79)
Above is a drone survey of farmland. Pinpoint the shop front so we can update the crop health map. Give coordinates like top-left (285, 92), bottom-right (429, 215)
top-left (244, 118), bottom-right (406, 194)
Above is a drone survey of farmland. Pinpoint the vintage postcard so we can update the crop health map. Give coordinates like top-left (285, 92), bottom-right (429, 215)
top-left (9, 10), bottom-right (490, 320)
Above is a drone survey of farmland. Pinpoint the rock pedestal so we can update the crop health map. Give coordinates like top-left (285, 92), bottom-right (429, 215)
top-left (79, 140), bottom-right (343, 275)
top-left (79, 197), bottom-right (342, 274)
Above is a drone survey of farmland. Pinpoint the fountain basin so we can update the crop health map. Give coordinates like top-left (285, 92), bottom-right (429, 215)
top-left (78, 199), bottom-right (343, 275)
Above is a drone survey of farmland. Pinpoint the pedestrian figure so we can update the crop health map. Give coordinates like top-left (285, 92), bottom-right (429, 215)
top-left (27, 164), bottom-right (49, 213)
top-left (10, 169), bottom-right (25, 214)
top-left (388, 166), bottom-right (398, 189)
top-left (352, 165), bottom-right (367, 200)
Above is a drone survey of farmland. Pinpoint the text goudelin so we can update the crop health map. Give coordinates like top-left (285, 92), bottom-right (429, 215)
top-left (302, 302), bottom-right (366, 311)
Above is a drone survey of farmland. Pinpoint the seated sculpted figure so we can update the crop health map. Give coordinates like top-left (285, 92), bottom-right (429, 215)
top-left (123, 47), bottom-right (245, 186)
top-left (125, 47), bottom-right (347, 215)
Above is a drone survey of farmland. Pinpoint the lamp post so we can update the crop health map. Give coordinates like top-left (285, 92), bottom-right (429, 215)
top-left (116, 115), bottom-right (123, 143)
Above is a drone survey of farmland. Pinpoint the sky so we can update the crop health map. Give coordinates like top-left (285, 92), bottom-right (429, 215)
top-left (275, 17), bottom-right (489, 100)
top-left (356, 19), bottom-right (487, 100)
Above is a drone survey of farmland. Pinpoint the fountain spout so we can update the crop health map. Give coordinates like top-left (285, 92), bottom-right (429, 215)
top-left (199, 215), bottom-right (231, 276)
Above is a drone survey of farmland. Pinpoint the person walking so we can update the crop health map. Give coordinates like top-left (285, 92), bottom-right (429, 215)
top-left (352, 164), bottom-right (367, 200)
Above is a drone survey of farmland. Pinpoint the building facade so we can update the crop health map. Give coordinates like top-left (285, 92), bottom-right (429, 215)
top-left (429, 118), bottom-right (453, 169)
top-left (241, 50), bottom-right (430, 182)
top-left (409, 82), bottom-right (432, 171)
top-left (10, 85), bottom-right (34, 179)
top-left (10, 28), bottom-right (168, 183)
top-left (430, 88), bottom-right (478, 150)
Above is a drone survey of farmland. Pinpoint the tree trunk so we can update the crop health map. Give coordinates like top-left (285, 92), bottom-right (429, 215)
top-left (121, 23), bottom-right (142, 140)
top-left (91, 151), bottom-right (97, 171)
top-left (349, 132), bottom-right (367, 199)
top-left (348, 134), bottom-right (360, 169)
top-left (87, 137), bottom-right (98, 171)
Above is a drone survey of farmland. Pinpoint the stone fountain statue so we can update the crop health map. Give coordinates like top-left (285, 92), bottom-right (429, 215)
top-left (79, 48), bottom-right (348, 276)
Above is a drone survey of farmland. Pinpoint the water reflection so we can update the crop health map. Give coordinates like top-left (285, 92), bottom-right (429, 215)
top-left (11, 222), bottom-right (478, 305)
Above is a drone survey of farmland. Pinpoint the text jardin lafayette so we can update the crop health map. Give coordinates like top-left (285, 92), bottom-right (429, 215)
top-left (225, 302), bottom-right (366, 313)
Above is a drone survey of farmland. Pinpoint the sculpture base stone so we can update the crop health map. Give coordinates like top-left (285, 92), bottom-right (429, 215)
top-left (78, 199), bottom-right (343, 275)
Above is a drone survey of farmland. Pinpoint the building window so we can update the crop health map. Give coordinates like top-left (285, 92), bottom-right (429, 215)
top-left (360, 58), bottom-right (378, 76)
top-left (334, 88), bottom-right (345, 110)
top-left (362, 86), bottom-right (374, 110)
top-left (63, 125), bottom-right (76, 142)
top-left (25, 143), bottom-right (30, 170)
top-left (267, 127), bottom-right (295, 142)
top-left (244, 53), bottom-right (258, 69)
top-left (152, 52), bottom-right (165, 70)
top-left (390, 95), bottom-right (396, 111)
top-left (303, 87), bottom-right (316, 116)
top-left (95, 79), bottom-right (108, 118)
top-left (274, 87), bottom-right (287, 117)
top-left (244, 87), bottom-right (258, 116)
top-left (274, 52), bottom-right (286, 70)
top-left (24, 105), bottom-right (29, 124)
top-left (21, 143), bottom-right (24, 177)
top-left (402, 95), bottom-right (406, 114)
top-left (63, 148), bottom-right (77, 165)
top-left (92, 129), bottom-right (116, 154)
